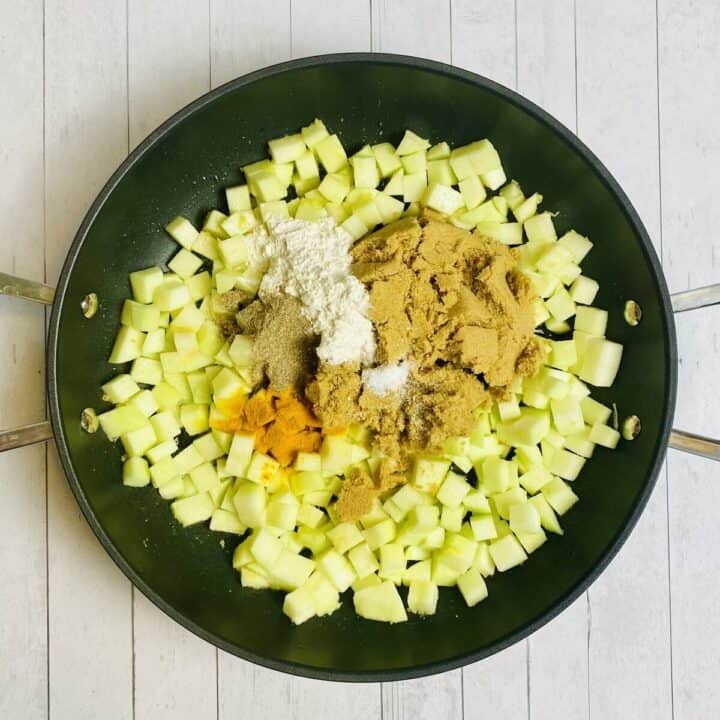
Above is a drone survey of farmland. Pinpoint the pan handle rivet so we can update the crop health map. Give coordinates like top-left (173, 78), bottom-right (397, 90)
top-left (622, 415), bottom-right (641, 440)
top-left (81, 293), bottom-right (99, 319)
top-left (80, 408), bottom-right (99, 433)
top-left (624, 300), bottom-right (642, 326)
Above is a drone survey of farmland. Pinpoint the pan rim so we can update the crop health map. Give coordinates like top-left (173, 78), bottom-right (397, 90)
top-left (46, 52), bottom-right (678, 682)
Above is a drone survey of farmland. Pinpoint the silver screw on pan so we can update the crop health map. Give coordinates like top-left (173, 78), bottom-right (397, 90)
top-left (622, 415), bottom-right (641, 441)
top-left (80, 408), bottom-right (99, 433)
top-left (81, 292), bottom-right (99, 318)
top-left (624, 300), bottom-right (642, 326)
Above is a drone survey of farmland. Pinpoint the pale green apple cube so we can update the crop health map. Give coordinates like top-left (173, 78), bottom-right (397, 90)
top-left (233, 481), bottom-right (267, 528)
top-left (317, 549), bottom-right (356, 592)
top-left (499, 180), bottom-right (525, 209)
top-left (150, 411), bottom-right (180, 441)
top-left (266, 499), bottom-right (299, 532)
top-left (404, 505), bottom-right (440, 533)
top-left (244, 451), bottom-right (279, 486)
top-left (509, 502), bottom-right (541, 535)
top-left (165, 216), bottom-right (198, 249)
top-left (542, 477), bottom-right (579, 515)
top-left (153, 280), bottom-right (191, 312)
top-left (347, 542), bottom-right (379, 579)
top-left (436, 471), bottom-right (472, 508)
top-left (149, 456), bottom-right (180, 488)
top-left (168, 249), bottom-right (203, 280)
top-left (152, 380), bottom-right (182, 410)
top-left (371, 142), bottom-right (402, 177)
top-left (457, 174), bottom-right (486, 209)
top-left (193, 232), bottom-right (219, 261)
top-left (526, 212), bottom-right (558, 244)
top-left (580, 397), bottom-right (612, 427)
top-left (222, 209), bottom-right (257, 237)
top-left (351, 155), bottom-right (380, 189)
top-left (340, 214), bottom-right (368, 241)
top-left (354, 580), bottom-right (407, 623)
top-left (120, 424), bottom-right (156, 457)
top-left (374, 193), bottom-right (404, 224)
top-left (188, 462), bottom-right (219, 493)
top-left (383, 169), bottom-right (404, 196)
top-left (589, 423), bottom-right (620, 449)
top-left (475, 222), bottom-right (523, 246)
top-left (379, 543), bottom-right (406, 582)
top-left (549, 339), bottom-right (577, 371)
top-left (396, 130), bottom-right (430, 156)
top-left (296, 526), bottom-right (330, 555)
top-left (362, 518), bottom-right (397, 551)
top-left (319, 435), bottom-right (356, 476)
top-left (130, 357), bottom-right (162, 386)
top-left (517, 466), bottom-right (552, 494)
top-left (102, 374), bottom-right (140, 404)
top-left (315, 134), bottom-right (348, 172)
top-left (241, 564), bottom-right (270, 589)
top-left (575, 306), bottom-right (608, 337)
top-left (473, 543), bottom-right (496, 576)
top-left (293, 150), bottom-right (320, 182)
top-left (423, 183), bottom-right (464, 215)
top-left (268, 133), bottom-right (305, 163)
top-left (301, 118), bottom-right (329, 148)
top-left (123, 456), bottom-right (150, 487)
top-left (109, 325), bottom-right (144, 364)
top-left (411, 457), bottom-right (450, 492)
top-left (327, 522), bottom-right (364, 555)
top-left (457, 568), bottom-right (488, 607)
top-left (528, 494), bottom-right (563, 534)
top-left (536, 243), bottom-right (572, 276)
top-left (550, 396), bottom-right (585, 436)
top-left (296, 504), bottom-right (324, 528)
top-left (158, 475), bottom-right (186, 500)
top-left (171, 492), bottom-right (214, 527)
top-left (426, 141), bottom-right (450, 159)
top-left (247, 527), bottom-right (283, 567)
top-left (405, 546), bottom-right (430, 562)
top-left (516, 529), bottom-right (548, 554)
top-left (463, 490), bottom-right (491, 514)
top-left (142, 328), bottom-right (166, 356)
top-left (579, 337), bottom-right (623, 387)
top-left (318, 172), bottom-right (351, 203)
top-left (545, 287), bottom-right (576, 321)
top-left (98, 404), bottom-right (148, 440)
top-left (174, 445), bottom-right (204, 475)
top-left (218, 235), bottom-right (251, 268)
top-left (402, 559), bottom-right (432, 586)
top-left (493, 488), bottom-right (528, 520)
top-left (202, 209), bottom-right (228, 237)
top-left (401, 150), bottom-right (427, 175)
top-left (146, 439), bottom-right (177, 464)
top-left (129, 266), bottom-right (164, 304)
top-left (127, 389), bottom-right (158, 418)
top-left (469, 514), bottom-right (498, 542)
top-left (489, 534), bottom-right (527, 572)
top-left (209, 509), bottom-right (245, 535)
top-left (547, 448), bottom-right (585, 480)
top-left (403, 171), bottom-right (428, 203)
top-left (425, 159), bottom-right (455, 187)
top-left (497, 395), bottom-right (521, 421)
top-left (569, 275), bottom-right (599, 305)
top-left (353, 201), bottom-right (382, 229)
top-left (269, 549), bottom-right (315, 591)
top-left (480, 457), bottom-right (518, 494)
top-left (558, 229), bottom-right (593, 262)
top-left (513, 192), bottom-right (543, 222)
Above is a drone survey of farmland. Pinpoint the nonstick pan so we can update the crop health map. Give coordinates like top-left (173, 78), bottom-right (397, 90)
top-left (2, 54), bottom-right (720, 682)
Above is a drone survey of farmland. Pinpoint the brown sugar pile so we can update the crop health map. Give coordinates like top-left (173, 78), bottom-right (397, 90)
top-left (236, 294), bottom-right (318, 392)
top-left (307, 213), bottom-right (544, 520)
top-left (351, 213), bottom-right (543, 387)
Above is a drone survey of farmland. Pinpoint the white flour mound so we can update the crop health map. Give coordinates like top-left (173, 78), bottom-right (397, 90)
top-left (362, 361), bottom-right (411, 396)
top-left (250, 216), bottom-right (376, 366)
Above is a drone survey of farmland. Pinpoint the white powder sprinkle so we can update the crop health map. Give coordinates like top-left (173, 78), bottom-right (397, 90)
top-left (250, 216), bottom-right (376, 366)
top-left (362, 361), bottom-right (411, 396)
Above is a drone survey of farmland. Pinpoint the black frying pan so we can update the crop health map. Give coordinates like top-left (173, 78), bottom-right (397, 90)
top-left (2, 54), bottom-right (719, 682)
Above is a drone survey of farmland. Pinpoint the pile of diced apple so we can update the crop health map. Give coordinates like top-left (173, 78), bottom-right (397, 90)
top-left (97, 119), bottom-right (624, 624)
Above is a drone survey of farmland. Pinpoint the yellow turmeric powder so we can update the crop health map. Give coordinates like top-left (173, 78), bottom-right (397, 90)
top-left (210, 388), bottom-right (322, 467)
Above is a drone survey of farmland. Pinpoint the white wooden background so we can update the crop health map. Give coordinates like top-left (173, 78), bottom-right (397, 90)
top-left (1, 1), bottom-right (718, 718)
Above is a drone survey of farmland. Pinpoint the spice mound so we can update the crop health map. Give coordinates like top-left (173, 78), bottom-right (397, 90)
top-left (307, 214), bottom-right (544, 518)
top-left (210, 388), bottom-right (321, 467)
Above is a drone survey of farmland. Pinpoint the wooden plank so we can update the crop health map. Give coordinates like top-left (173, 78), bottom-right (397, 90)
top-left (44, 1), bottom-right (133, 718)
top-left (576, 2), bottom-right (673, 718)
top-left (210, 0), bottom-right (291, 86)
top-left (658, 2), bottom-right (720, 717)
top-left (372, 3), bottom-right (463, 716)
top-left (128, 0), bottom-right (211, 147)
top-left (451, 0), bottom-right (515, 87)
top-left (0, 2), bottom-right (47, 718)
top-left (372, 0), bottom-right (451, 63)
top-left (126, 3), bottom-right (218, 719)
top-left (291, 0), bottom-right (371, 56)
top-left (515, 4), bottom-right (590, 719)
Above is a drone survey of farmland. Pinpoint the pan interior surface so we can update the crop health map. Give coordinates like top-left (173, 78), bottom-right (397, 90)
top-left (49, 56), bottom-right (675, 680)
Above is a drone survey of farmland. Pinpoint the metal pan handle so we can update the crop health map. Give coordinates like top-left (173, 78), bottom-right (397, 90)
top-left (0, 273), bottom-right (54, 451)
top-left (2, 273), bottom-right (720, 459)
top-left (667, 283), bottom-right (720, 461)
